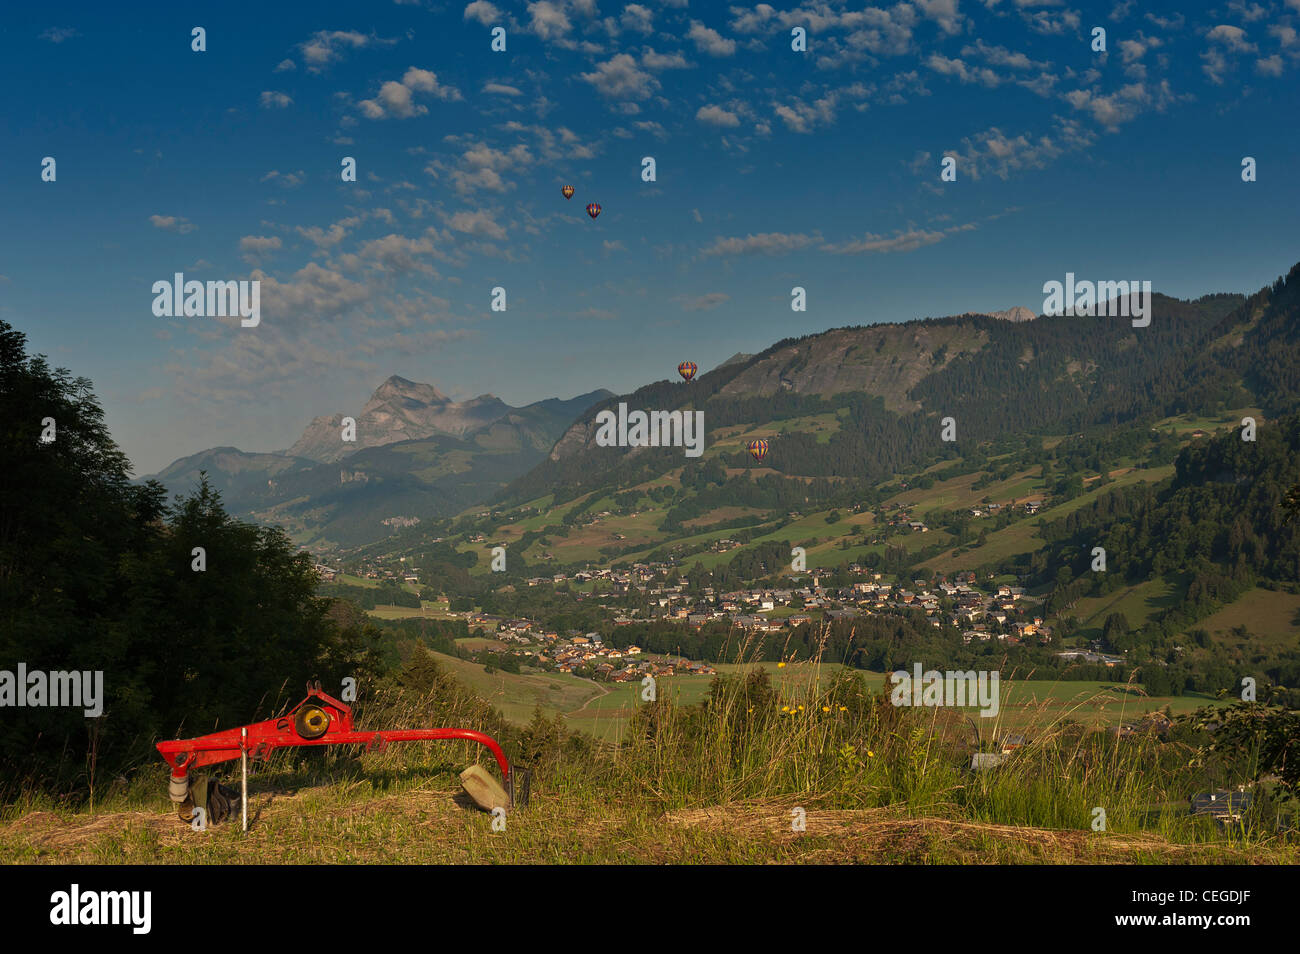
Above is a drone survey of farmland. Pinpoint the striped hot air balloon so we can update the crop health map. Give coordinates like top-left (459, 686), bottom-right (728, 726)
top-left (562, 185), bottom-right (575, 199)
top-left (677, 361), bottom-right (697, 382)
top-left (586, 202), bottom-right (601, 220)
top-left (747, 439), bottom-right (770, 463)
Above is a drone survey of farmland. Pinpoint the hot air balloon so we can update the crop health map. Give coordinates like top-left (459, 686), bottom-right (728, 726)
top-left (678, 361), bottom-right (697, 382)
top-left (586, 202), bottom-right (601, 220)
top-left (562, 185), bottom-right (575, 199)
top-left (747, 439), bottom-right (770, 463)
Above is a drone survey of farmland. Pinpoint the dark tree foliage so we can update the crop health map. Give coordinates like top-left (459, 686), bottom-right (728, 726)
top-left (0, 321), bottom-right (380, 793)
top-left (1030, 413), bottom-right (1300, 681)
top-left (318, 581), bottom-right (422, 610)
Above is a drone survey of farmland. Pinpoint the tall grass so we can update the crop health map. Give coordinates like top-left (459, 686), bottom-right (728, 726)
top-left (600, 637), bottom-right (1288, 846)
top-left (2, 634), bottom-right (1294, 862)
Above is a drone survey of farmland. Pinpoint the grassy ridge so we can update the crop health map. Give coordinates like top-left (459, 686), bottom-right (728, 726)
top-left (0, 653), bottom-right (1289, 865)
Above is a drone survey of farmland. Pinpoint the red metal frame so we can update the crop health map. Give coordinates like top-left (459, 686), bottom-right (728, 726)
top-left (157, 686), bottom-right (512, 785)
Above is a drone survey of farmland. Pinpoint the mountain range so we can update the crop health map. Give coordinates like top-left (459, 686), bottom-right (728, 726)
top-left (146, 377), bottom-right (613, 549)
top-left (516, 289), bottom-right (1269, 505)
top-left (151, 268), bottom-right (1300, 561)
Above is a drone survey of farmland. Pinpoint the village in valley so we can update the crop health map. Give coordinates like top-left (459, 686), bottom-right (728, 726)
top-left (316, 491), bottom-right (1125, 686)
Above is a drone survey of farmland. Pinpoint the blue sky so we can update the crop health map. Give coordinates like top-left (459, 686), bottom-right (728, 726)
top-left (4, 0), bottom-right (1299, 474)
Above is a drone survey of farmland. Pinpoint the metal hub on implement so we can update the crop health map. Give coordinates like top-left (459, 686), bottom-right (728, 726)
top-left (158, 681), bottom-right (528, 827)
top-left (294, 704), bottom-right (330, 740)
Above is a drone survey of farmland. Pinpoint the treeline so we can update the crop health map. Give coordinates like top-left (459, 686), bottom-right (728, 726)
top-left (0, 321), bottom-right (380, 793)
top-left (910, 295), bottom-right (1245, 440)
top-left (367, 616), bottom-right (468, 668)
top-left (318, 581), bottom-right (421, 610)
top-left (600, 615), bottom-right (1154, 685)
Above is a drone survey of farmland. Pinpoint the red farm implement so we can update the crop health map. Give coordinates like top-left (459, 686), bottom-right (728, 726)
top-left (157, 682), bottom-right (528, 827)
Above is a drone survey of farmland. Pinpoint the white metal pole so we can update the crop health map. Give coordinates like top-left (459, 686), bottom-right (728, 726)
top-left (241, 726), bottom-right (248, 832)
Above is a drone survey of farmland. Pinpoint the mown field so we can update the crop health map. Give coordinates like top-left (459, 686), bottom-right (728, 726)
top-left (1196, 587), bottom-right (1300, 654)
top-left (1066, 575), bottom-right (1186, 640)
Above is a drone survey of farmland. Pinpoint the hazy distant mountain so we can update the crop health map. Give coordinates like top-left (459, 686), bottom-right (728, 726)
top-left (986, 306), bottom-right (1038, 323)
top-left (287, 375), bottom-right (514, 462)
top-left (146, 377), bottom-right (612, 549)
top-left (149, 447), bottom-right (316, 500)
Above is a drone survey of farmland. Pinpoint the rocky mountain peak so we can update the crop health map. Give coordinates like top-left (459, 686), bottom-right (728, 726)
top-left (987, 306), bottom-right (1038, 323)
top-left (287, 375), bottom-right (514, 462)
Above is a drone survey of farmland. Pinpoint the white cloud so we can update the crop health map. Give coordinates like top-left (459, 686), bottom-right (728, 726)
top-left (675, 292), bottom-right (730, 311)
top-left (274, 58), bottom-right (296, 72)
top-left (842, 5), bottom-right (918, 56)
top-left (702, 232), bottom-right (819, 257)
top-left (239, 235), bottom-right (283, 262)
top-left (1118, 33), bottom-right (1161, 63)
top-left (528, 1), bottom-right (572, 40)
top-left (463, 1), bottom-right (501, 26)
top-left (443, 209), bottom-right (508, 239)
top-left (1201, 27), bottom-right (1255, 84)
top-left (1110, 0), bottom-right (1135, 20)
top-left (1255, 54), bottom-right (1284, 76)
top-left (1207, 24), bottom-right (1255, 53)
top-left (150, 215), bottom-right (196, 234)
top-left (913, 0), bottom-right (964, 35)
top-left (350, 231), bottom-right (446, 276)
top-left (1145, 13), bottom-right (1185, 31)
top-left (299, 30), bottom-right (392, 71)
top-left (961, 39), bottom-right (1045, 70)
top-left (484, 82), bottom-right (523, 95)
top-left (696, 104), bottom-right (741, 126)
top-left (260, 90), bottom-right (293, 109)
top-left (772, 86), bottom-right (866, 132)
top-left (688, 20), bottom-right (737, 56)
top-left (260, 170), bottom-right (305, 188)
top-left (295, 216), bottom-right (365, 248)
top-left (435, 141), bottom-right (535, 195)
top-left (729, 5), bottom-right (777, 33)
top-left (252, 262), bottom-right (372, 323)
top-left (1021, 8), bottom-right (1081, 36)
top-left (580, 53), bottom-right (659, 99)
top-left (622, 4), bottom-right (654, 33)
top-left (821, 224), bottom-right (975, 255)
top-left (360, 68), bottom-right (461, 119)
top-left (950, 118), bottom-right (1096, 180)
top-left (1063, 80), bottom-right (1172, 129)
top-left (927, 54), bottom-right (1001, 86)
top-left (642, 47), bottom-right (690, 69)
top-left (1229, 2), bottom-right (1269, 23)
top-left (634, 120), bottom-right (667, 138)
